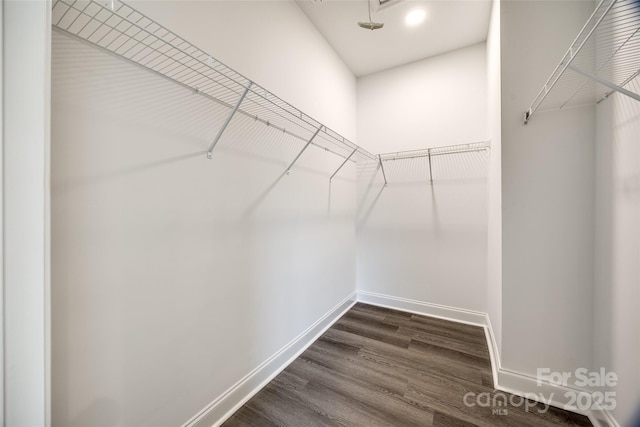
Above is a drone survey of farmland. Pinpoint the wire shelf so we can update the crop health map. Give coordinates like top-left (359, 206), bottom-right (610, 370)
top-left (524, 0), bottom-right (640, 124)
top-left (51, 0), bottom-right (375, 164)
top-left (376, 141), bottom-right (490, 185)
top-left (379, 141), bottom-right (490, 161)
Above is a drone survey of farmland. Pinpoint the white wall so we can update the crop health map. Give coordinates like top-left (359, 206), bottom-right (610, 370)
top-left (500, 0), bottom-right (595, 381)
top-left (51, 4), bottom-right (357, 425)
top-left (3, 1), bottom-right (51, 425)
top-left (595, 77), bottom-right (640, 426)
top-left (486, 0), bottom-right (502, 356)
top-left (131, 0), bottom-right (357, 142)
top-left (355, 42), bottom-right (489, 315)
top-left (356, 151), bottom-right (489, 314)
top-left (356, 43), bottom-right (487, 154)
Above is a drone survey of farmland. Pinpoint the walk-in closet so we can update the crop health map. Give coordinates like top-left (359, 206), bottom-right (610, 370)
top-left (2, 0), bottom-right (639, 426)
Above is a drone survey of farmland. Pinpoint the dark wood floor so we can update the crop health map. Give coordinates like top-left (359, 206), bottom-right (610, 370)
top-left (223, 303), bottom-right (592, 426)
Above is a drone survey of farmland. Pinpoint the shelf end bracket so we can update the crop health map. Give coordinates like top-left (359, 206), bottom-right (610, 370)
top-left (569, 65), bottom-right (640, 104)
top-left (329, 148), bottom-right (358, 182)
top-left (286, 126), bottom-right (323, 174)
top-left (207, 82), bottom-right (253, 159)
top-left (378, 155), bottom-right (388, 186)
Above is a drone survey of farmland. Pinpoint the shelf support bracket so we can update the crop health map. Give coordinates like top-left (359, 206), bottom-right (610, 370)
top-left (207, 81), bottom-right (252, 159)
top-left (378, 155), bottom-right (388, 186)
top-left (329, 148), bottom-right (358, 182)
top-left (286, 126), bottom-right (322, 174)
top-left (600, 69), bottom-right (640, 102)
top-left (428, 149), bottom-right (433, 185)
top-left (568, 65), bottom-right (640, 103)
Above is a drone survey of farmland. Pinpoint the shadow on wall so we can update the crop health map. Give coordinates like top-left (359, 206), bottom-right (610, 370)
top-left (429, 184), bottom-right (441, 239)
top-left (51, 151), bottom-right (205, 192)
top-left (358, 185), bottom-right (386, 229)
top-left (239, 171), bottom-right (287, 222)
top-left (356, 158), bottom-right (385, 228)
top-left (595, 74), bottom-right (640, 426)
top-left (355, 147), bottom-right (488, 312)
top-left (51, 31), bottom-right (358, 427)
top-left (356, 159), bottom-right (381, 211)
top-left (356, 148), bottom-right (489, 230)
top-left (381, 149), bottom-right (489, 184)
top-left (52, 31), bottom-right (354, 187)
top-left (52, 31), bottom-right (357, 214)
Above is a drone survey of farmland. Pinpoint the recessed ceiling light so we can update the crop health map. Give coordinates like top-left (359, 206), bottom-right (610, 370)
top-left (405, 9), bottom-right (426, 27)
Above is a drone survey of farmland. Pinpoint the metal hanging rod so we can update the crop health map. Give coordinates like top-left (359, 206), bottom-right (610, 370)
top-left (51, 0), bottom-right (376, 164)
top-left (524, 0), bottom-right (640, 124)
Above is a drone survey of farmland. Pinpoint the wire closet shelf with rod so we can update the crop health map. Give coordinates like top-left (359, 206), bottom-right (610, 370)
top-left (52, 0), bottom-right (492, 181)
top-left (51, 0), bottom-right (378, 178)
top-left (376, 141), bottom-right (490, 186)
top-left (523, 0), bottom-right (640, 124)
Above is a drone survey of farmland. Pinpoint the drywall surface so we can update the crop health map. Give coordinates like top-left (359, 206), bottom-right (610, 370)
top-left (51, 31), bottom-right (356, 427)
top-left (355, 42), bottom-right (488, 315)
top-left (131, 0), bottom-right (357, 142)
top-left (501, 0), bottom-right (595, 381)
top-left (595, 81), bottom-right (640, 426)
top-left (356, 151), bottom-right (489, 314)
top-left (356, 43), bottom-right (487, 154)
top-left (3, 1), bottom-right (50, 425)
top-left (486, 0), bottom-right (502, 356)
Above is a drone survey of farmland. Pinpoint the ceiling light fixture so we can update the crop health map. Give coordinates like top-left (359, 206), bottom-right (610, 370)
top-left (405, 9), bottom-right (426, 27)
top-left (358, 0), bottom-right (384, 30)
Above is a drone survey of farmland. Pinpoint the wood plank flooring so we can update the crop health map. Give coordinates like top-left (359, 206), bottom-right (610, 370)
top-left (223, 303), bottom-right (592, 426)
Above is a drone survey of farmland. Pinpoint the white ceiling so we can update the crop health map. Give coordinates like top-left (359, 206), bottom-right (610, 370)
top-left (296, 0), bottom-right (492, 77)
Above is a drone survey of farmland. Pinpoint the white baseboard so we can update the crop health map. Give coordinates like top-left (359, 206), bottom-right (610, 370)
top-left (495, 368), bottom-right (590, 415)
top-left (495, 368), bottom-right (619, 426)
top-left (482, 311), bottom-right (620, 427)
top-left (360, 292), bottom-right (620, 426)
top-left (588, 408), bottom-right (621, 427)
top-left (484, 314), bottom-right (501, 389)
top-left (184, 290), bottom-right (620, 427)
top-left (356, 290), bottom-right (488, 327)
top-left (183, 291), bottom-right (357, 427)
